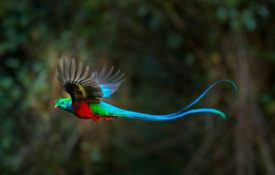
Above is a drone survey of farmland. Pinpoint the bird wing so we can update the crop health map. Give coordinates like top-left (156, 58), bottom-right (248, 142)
top-left (57, 58), bottom-right (103, 103)
top-left (94, 65), bottom-right (124, 98)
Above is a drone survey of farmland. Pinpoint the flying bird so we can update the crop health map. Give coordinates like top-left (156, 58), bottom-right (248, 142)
top-left (55, 58), bottom-right (237, 121)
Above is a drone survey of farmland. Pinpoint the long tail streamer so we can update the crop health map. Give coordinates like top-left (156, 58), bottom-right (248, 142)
top-left (101, 80), bottom-right (237, 120)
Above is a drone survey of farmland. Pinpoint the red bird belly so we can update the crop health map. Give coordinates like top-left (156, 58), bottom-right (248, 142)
top-left (72, 102), bottom-right (114, 121)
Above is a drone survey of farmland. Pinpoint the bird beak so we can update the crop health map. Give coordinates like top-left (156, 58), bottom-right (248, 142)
top-left (54, 105), bottom-right (58, 109)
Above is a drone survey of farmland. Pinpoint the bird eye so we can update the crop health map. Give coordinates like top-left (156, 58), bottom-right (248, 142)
top-left (61, 101), bottom-right (64, 104)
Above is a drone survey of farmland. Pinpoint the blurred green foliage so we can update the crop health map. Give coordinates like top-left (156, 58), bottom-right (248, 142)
top-left (0, 0), bottom-right (275, 175)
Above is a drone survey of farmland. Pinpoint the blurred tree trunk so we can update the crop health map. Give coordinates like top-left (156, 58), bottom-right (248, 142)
top-left (223, 32), bottom-right (275, 175)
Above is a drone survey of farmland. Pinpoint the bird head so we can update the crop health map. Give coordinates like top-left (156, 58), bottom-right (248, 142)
top-left (55, 98), bottom-right (72, 111)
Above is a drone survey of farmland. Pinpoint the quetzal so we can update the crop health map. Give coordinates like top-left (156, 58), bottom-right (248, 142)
top-left (55, 58), bottom-right (237, 121)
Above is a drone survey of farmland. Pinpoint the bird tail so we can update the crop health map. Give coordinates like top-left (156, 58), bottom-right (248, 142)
top-left (113, 80), bottom-right (237, 121)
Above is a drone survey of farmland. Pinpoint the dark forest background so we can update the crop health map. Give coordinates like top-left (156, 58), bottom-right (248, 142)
top-left (0, 0), bottom-right (275, 175)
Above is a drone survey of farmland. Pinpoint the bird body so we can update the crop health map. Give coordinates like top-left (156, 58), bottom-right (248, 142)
top-left (55, 58), bottom-right (237, 121)
top-left (56, 97), bottom-right (229, 121)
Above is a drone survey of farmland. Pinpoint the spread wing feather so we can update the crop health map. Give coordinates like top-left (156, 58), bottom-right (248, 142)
top-left (57, 58), bottom-right (103, 103)
top-left (95, 65), bottom-right (124, 98)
